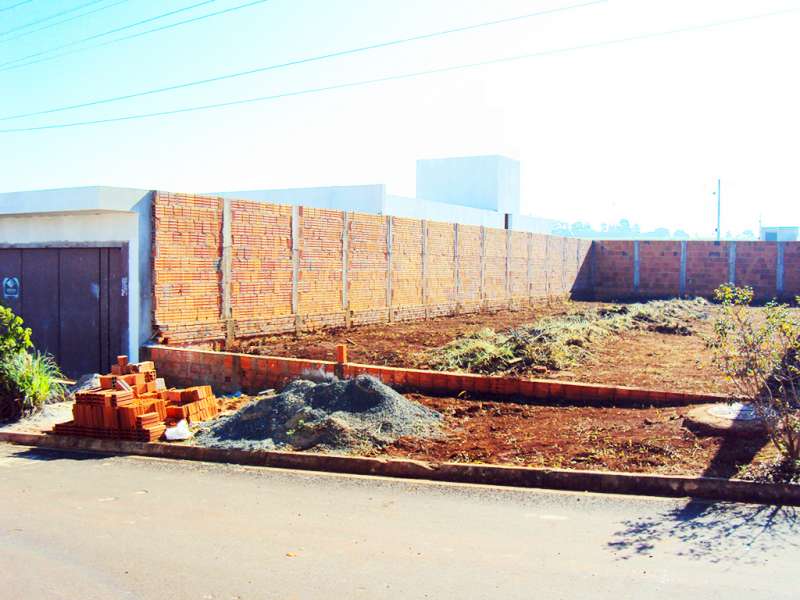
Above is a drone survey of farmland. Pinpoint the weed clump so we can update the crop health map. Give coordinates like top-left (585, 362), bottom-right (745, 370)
top-left (427, 298), bottom-right (709, 375)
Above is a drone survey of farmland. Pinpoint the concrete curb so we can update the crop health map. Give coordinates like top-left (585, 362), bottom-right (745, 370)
top-left (2, 431), bottom-right (797, 506)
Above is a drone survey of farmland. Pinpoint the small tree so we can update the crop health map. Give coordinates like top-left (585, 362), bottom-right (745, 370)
top-left (708, 284), bottom-right (800, 465)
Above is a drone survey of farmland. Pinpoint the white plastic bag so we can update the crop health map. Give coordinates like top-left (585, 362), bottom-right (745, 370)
top-left (164, 419), bottom-right (192, 441)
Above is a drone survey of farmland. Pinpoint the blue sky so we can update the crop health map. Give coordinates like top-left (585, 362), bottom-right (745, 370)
top-left (1, 0), bottom-right (799, 236)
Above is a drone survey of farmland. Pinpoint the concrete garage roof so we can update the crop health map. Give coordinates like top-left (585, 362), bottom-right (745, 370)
top-left (0, 186), bottom-right (151, 217)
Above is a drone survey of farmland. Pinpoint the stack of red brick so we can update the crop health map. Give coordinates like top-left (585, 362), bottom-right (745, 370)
top-left (53, 355), bottom-right (219, 442)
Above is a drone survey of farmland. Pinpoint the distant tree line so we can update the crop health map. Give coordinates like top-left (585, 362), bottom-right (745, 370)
top-left (552, 219), bottom-right (757, 241)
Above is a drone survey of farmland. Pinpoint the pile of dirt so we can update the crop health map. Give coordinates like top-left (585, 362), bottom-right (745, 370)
top-left (426, 298), bottom-right (711, 375)
top-left (194, 374), bottom-right (442, 454)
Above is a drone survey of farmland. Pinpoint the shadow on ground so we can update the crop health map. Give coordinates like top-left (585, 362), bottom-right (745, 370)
top-left (607, 500), bottom-right (799, 563)
top-left (9, 448), bottom-right (109, 462)
top-left (701, 432), bottom-right (769, 479)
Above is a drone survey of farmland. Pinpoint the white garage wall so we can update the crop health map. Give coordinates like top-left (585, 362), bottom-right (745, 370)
top-left (0, 187), bottom-right (153, 362)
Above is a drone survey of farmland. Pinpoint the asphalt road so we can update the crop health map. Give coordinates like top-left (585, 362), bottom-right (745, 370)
top-left (1, 443), bottom-right (798, 599)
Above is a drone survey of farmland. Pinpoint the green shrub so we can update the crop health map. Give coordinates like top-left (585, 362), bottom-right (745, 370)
top-left (708, 284), bottom-right (800, 465)
top-left (0, 305), bottom-right (32, 360)
top-left (0, 350), bottom-right (67, 420)
top-left (1, 306), bottom-right (65, 420)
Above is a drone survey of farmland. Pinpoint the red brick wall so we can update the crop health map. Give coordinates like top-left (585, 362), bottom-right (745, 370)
top-left (153, 194), bottom-right (797, 349)
top-left (230, 199), bottom-right (293, 336)
top-left (483, 228), bottom-right (507, 309)
top-left (639, 241), bottom-right (681, 297)
top-left (457, 224), bottom-right (482, 309)
top-left (298, 207), bottom-right (345, 328)
top-left (508, 231), bottom-right (528, 301)
top-left (151, 192), bottom-right (593, 346)
top-left (425, 221), bottom-right (456, 314)
top-left (735, 242), bottom-right (777, 299)
top-left (391, 217), bottom-right (424, 319)
top-left (348, 214), bottom-right (389, 324)
top-left (591, 240), bottom-right (797, 301)
top-left (152, 192), bottom-right (225, 345)
top-left (685, 241), bottom-right (730, 298)
top-left (529, 234), bottom-right (548, 297)
top-left (784, 243), bottom-right (800, 300)
top-left (593, 241), bottom-right (635, 298)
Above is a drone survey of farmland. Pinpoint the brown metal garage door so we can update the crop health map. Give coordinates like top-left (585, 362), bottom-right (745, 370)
top-left (0, 247), bottom-right (127, 379)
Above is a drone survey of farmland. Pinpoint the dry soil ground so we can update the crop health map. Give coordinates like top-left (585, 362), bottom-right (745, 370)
top-left (231, 302), bottom-right (778, 476)
top-left (235, 300), bottom-right (734, 395)
top-left (385, 395), bottom-right (777, 478)
top-left (204, 390), bottom-right (776, 478)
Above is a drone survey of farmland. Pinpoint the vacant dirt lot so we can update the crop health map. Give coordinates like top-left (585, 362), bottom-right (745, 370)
top-left (385, 395), bottom-right (776, 478)
top-left (234, 300), bottom-right (589, 364)
top-left (234, 300), bottom-right (734, 394)
top-left (201, 388), bottom-right (772, 478)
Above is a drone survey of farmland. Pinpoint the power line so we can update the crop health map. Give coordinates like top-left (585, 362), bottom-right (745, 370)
top-left (0, 0), bottom-right (269, 73)
top-left (0, 0), bottom-right (131, 45)
top-left (0, 0), bottom-right (606, 122)
top-left (3, 5), bottom-right (798, 134)
top-left (0, 0), bottom-right (105, 37)
top-left (0, 1), bottom-right (33, 15)
top-left (0, 0), bottom-right (219, 69)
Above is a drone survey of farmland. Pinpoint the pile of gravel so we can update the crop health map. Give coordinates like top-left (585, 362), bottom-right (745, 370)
top-left (194, 374), bottom-right (442, 454)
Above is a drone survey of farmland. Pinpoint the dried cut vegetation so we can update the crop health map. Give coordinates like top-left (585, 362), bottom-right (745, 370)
top-left (426, 298), bottom-right (710, 375)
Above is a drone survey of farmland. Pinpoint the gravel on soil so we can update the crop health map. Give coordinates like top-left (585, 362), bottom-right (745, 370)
top-left (194, 374), bottom-right (442, 454)
top-left (0, 400), bottom-right (74, 433)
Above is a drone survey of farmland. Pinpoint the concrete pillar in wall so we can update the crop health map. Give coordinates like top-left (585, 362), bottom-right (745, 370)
top-left (386, 216), bottom-right (394, 322)
top-left (220, 197), bottom-right (234, 346)
top-left (777, 241), bottom-right (785, 297)
top-left (291, 205), bottom-right (301, 333)
top-left (544, 235), bottom-right (550, 299)
top-left (505, 229), bottom-right (512, 307)
top-left (679, 240), bottom-right (687, 297)
top-left (342, 212), bottom-right (351, 327)
top-left (421, 220), bottom-right (429, 318)
top-left (453, 223), bottom-right (461, 312)
top-left (479, 225), bottom-right (486, 308)
top-left (633, 240), bottom-right (640, 294)
top-left (526, 232), bottom-right (533, 304)
top-left (728, 242), bottom-right (736, 284)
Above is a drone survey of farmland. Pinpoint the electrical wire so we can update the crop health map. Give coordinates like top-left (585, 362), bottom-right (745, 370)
top-left (0, 1), bottom-right (33, 15)
top-left (0, 0), bottom-right (131, 45)
top-left (0, 0), bottom-right (606, 121)
top-left (0, 0), bottom-right (105, 37)
top-left (0, 0), bottom-right (270, 73)
top-left (0, 0), bottom-right (220, 68)
top-left (3, 5), bottom-right (798, 133)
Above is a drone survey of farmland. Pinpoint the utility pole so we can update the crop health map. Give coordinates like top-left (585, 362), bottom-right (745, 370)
top-left (713, 178), bottom-right (721, 241)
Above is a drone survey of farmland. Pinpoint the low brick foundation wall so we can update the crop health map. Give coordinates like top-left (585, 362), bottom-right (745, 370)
top-left (144, 345), bottom-right (728, 406)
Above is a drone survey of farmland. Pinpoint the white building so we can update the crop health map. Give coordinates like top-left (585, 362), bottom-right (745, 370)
top-left (217, 155), bottom-right (562, 234)
top-left (760, 226), bottom-right (799, 242)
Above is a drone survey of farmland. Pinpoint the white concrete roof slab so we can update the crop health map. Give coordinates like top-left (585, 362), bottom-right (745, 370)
top-left (0, 186), bottom-right (151, 216)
